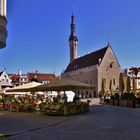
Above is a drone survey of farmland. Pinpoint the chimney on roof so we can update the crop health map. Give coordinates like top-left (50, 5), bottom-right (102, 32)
top-left (18, 70), bottom-right (21, 75)
top-left (87, 51), bottom-right (90, 54)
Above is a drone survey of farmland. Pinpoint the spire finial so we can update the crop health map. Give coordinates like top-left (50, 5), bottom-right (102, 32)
top-left (72, 6), bottom-right (74, 15)
top-left (108, 33), bottom-right (110, 44)
top-left (107, 33), bottom-right (111, 47)
top-left (71, 7), bottom-right (75, 25)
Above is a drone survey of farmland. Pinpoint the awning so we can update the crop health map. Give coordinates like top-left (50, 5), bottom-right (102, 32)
top-left (31, 78), bottom-right (95, 92)
top-left (6, 81), bottom-right (42, 92)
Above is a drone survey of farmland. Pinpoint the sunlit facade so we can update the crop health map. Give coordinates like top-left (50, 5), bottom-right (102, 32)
top-left (62, 15), bottom-right (121, 97)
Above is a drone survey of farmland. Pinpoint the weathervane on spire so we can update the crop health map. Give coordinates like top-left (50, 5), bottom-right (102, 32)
top-left (72, 6), bottom-right (74, 15)
top-left (107, 33), bottom-right (111, 47)
top-left (108, 33), bottom-right (110, 43)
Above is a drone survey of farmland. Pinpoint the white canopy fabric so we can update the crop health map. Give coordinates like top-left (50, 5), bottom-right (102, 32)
top-left (35, 91), bottom-right (44, 95)
top-left (47, 91), bottom-right (75, 102)
top-left (5, 92), bottom-right (31, 95)
top-left (6, 81), bottom-right (42, 92)
top-left (62, 91), bottom-right (75, 102)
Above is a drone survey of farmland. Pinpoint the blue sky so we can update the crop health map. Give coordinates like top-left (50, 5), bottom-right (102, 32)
top-left (0, 0), bottom-right (140, 75)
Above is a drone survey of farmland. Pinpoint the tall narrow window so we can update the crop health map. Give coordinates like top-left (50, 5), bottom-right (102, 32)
top-left (113, 79), bottom-right (115, 85)
top-left (90, 80), bottom-right (92, 85)
top-left (104, 79), bottom-right (106, 83)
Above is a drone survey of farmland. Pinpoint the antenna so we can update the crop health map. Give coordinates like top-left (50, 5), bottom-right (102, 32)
top-left (53, 68), bottom-right (56, 75)
top-left (107, 33), bottom-right (111, 47)
top-left (108, 33), bottom-right (110, 44)
top-left (72, 6), bottom-right (75, 16)
top-left (72, 7), bottom-right (74, 14)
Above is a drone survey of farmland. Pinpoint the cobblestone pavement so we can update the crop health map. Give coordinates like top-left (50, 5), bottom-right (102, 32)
top-left (1, 99), bottom-right (140, 140)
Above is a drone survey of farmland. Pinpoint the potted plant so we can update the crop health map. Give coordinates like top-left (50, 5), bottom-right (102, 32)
top-left (120, 92), bottom-right (136, 108)
top-left (114, 93), bottom-right (119, 106)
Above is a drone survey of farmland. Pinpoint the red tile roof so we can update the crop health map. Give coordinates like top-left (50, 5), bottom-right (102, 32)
top-left (27, 73), bottom-right (56, 82)
top-left (65, 46), bottom-right (108, 72)
top-left (11, 74), bottom-right (20, 81)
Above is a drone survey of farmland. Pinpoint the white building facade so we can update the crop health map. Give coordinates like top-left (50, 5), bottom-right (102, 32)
top-left (124, 68), bottom-right (140, 92)
top-left (0, 70), bottom-right (13, 88)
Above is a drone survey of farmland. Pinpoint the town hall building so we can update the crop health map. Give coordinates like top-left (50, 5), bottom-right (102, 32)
top-left (61, 14), bottom-right (121, 97)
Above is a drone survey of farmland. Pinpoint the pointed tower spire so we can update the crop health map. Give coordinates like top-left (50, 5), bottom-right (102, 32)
top-left (69, 14), bottom-right (78, 42)
top-left (69, 13), bottom-right (78, 63)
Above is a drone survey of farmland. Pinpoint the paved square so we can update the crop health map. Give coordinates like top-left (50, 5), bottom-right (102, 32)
top-left (0, 99), bottom-right (140, 140)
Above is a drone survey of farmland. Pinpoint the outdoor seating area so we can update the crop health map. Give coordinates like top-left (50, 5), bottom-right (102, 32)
top-left (0, 92), bottom-right (90, 116)
top-left (101, 92), bottom-right (140, 108)
top-left (44, 101), bottom-right (90, 116)
top-left (0, 79), bottom-right (94, 115)
top-left (0, 94), bottom-right (43, 112)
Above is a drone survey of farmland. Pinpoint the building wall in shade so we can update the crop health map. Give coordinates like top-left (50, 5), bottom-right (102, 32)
top-left (0, 0), bottom-right (7, 48)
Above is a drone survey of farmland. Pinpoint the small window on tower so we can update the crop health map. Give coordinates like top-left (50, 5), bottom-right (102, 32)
top-left (110, 64), bottom-right (112, 68)
top-left (113, 79), bottom-right (115, 85)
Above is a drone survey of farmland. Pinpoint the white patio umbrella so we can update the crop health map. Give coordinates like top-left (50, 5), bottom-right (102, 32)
top-left (5, 91), bottom-right (31, 95)
top-left (6, 81), bottom-right (42, 93)
top-left (63, 91), bottom-right (75, 102)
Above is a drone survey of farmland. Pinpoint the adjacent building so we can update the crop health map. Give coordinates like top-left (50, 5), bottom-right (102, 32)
top-left (62, 14), bottom-right (121, 97)
top-left (11, 70), bottom-right (56, 86)
top-left (123, 67), bottom-right (140, 93)
top-left (11, 70), bottom-right (28, 86)
top-left (0, 70), bottom-right (12, 88)
top-left (27, 72), bottom-right (56, 84)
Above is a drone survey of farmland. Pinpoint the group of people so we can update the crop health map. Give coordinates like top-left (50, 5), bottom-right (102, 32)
top-left (45, 93), bottom-right (68, 103)
top-left (45, 93), bottom-right (80, 104)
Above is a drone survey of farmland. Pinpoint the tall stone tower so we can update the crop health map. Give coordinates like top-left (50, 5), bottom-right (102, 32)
top-left (69, 14), bottom-right (78, 63)
top-left (0, 0), bottom-right (7, 48)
